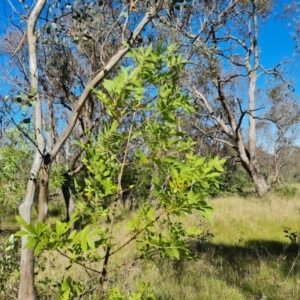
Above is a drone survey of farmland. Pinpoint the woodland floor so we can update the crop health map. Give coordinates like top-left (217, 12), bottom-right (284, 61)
top-left (1, 187), bottom-right (300, 299)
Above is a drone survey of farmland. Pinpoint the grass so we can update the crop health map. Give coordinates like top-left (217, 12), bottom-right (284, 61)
top-left (1, 190), bottom-right (300, 299)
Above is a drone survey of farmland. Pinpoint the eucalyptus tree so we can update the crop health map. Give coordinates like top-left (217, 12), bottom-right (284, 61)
top-left (257, 84), bottom-right (300, 184)
top-left (0, 0), bottom-right (166, 299)
top-left (156, 0), bottom-right (299, 196)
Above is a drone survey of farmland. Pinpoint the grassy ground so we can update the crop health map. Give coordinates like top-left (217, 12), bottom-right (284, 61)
top-left (1, 190), bottom-right (300, 299)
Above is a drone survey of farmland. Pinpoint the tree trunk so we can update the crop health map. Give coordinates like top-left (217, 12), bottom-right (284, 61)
top-left (249, 161), bottom-right (269, 196)
top-left (251, 173), bottom-right (270, 196)
top-left (62, 173), bottom-right (75, 222)
top-left (18, 155), bottom-right (44, 300)
top-left (18, 247), bottom-right (36, 300)
top-left (18, 1), bottom-right (47, 299)
top-left (247, 10), bottom-right (258, 159)
top-left (240, 156), bottom-right (269, 196)
top-left (18, 1), bottom-right (164, 297)
top-left (37, 163), bottom-right (50, 222)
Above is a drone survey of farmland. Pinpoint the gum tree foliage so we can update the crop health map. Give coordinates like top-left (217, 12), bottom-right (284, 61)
top-left (154, 0), bottom-right (299, 196)
top-left (16, 45), bottom-right (226, 299)
top-left (256, 84), bottom-right (300, 184)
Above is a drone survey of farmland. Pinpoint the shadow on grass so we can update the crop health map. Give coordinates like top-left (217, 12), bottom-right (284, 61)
top-left (188, 239), bottom-right (300, 299)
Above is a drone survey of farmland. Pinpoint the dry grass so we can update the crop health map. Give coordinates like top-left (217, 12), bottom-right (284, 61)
top-left (2, 190), bottom-right (300, 299)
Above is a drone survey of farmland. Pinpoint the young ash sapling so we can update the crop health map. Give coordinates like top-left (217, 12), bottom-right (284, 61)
top-left (16, 44), bottom-right (225, 299)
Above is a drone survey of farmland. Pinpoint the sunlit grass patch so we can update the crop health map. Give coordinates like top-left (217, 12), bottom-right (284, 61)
top-left (2, 191), bottom-right (300, 299)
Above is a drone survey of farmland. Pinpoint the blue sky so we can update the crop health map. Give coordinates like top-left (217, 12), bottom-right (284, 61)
top-left (259, 11), bottom-right (299, 94)
top-left (0, 0), bottom-right (299, 95)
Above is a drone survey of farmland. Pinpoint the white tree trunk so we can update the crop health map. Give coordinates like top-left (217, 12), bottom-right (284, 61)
top-left (17, 1), bottom-right (164, 298)
top-left (18, 1), bottom-right (47, 299)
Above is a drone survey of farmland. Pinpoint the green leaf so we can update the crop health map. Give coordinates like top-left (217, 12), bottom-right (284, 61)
top-left (199, 209), bottom-right (213, 221)
top-left (139, 152), bottom-right (148, 164)
top-left (165, 247), bottom-right (180, 260)
top-left (81, 240), bottom-right (88, 252)
top-left (68, 230), bottom-right (77, 240)
top-left (145, 44), bottom-right (153, 57)
top-left (134, 149), bottom-right (148, 164)
top-left (87, 238), bottom-right (95, 249)
top-left (15, 230), bottom-right (29, 237)
top-left (16, 216), bottom-right (36, 235)
top-left (61, 278), bottom-right (70, 292)
top-left (103, 79), bottom-right (115, 92)
top-left (206, 172), bottom-right (221, 178)
top-left (24, 236), bottom-right (37, 249)
top-left (35, 222), bottom-right (43, 237)
top-left (170, 167), bottom-right (179, 179)
top-left (130, 66), bottom-right (142, 79)
top-left (146, 208), bottom-right (155, 221)
top-left (110, 120), bottom-right (119, 132)
top-left (34, 241), bottom-right (44, 256)
top-left (214, 164), bottom-right (224, 172)
top-left (56, 220), bottom-right (66, 237)
top-left (186, 226), bottom-right (201, 236)
top-left (81, 225), bottom-right (90, 239)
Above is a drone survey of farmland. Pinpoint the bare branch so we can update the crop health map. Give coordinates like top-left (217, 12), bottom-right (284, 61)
top-left (50, 0), bottom-right (164, 160)
top-left (193, 88), bottom-right (233, 139)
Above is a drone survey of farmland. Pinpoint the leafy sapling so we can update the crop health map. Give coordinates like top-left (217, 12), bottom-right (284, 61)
top-left (16, 44), bottom-right (225, 299)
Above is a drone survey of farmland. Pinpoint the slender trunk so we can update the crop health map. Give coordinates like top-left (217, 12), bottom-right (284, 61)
top-left (247, 7), bottom-right (258, 158)
top-left (37, 163), bottom-right (51, 222)
top-left (242, 4), bottom-right (269, 195)
top-left (18, 247), bottom-right (36, 300)
top-left (18, 168), bottom-right (40, 300)
top-left (18, 1), bottom-right (47, 299)
top-left (18, 2), bottom-right (164, 297)
top-left (248, 70), bottom-right (256, 157)
top-left (62, 173), bottom-right (75, 222)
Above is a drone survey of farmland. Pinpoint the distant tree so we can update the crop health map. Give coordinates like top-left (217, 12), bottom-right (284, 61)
top-left (157, 0), bottom-right (299, 196)
top-left (256, 84), bottom-right (300, 185)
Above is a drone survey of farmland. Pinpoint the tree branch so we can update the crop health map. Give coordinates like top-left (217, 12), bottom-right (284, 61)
top-left (50, 0), bottom-right (164, 160)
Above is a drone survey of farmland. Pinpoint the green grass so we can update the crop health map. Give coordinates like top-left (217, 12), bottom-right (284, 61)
top-left (2, 191), bottom-right (300, 299)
